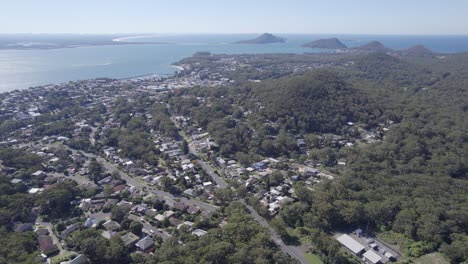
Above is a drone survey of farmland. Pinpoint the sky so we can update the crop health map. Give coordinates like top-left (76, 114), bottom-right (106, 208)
top-left (1, 0), bottom-right (467, 35)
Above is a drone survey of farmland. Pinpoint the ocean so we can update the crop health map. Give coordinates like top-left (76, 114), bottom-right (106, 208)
top-left (1, 34), bottom-right (468, 92)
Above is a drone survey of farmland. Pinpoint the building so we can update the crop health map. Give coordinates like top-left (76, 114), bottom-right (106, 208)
top-left (363, 250), bottom-right (382, 264)
top-left (135, 236), bottom-right (155, 252)
top-left (37, 235), bottom-right (57, 256)
top-left (102, 220), bottom-right (121, 231)
top-left (60, 223), bottom-right (80, 239)
top-left (192, 229), bottom-right (208, 237)
top-left (121, 232), bottom-right (139, 247)
top-left (336, 234), bottom-right (365, 255)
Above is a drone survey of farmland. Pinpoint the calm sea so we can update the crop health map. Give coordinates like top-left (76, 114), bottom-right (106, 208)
top-left (1, 34), bottom-right (468, 92)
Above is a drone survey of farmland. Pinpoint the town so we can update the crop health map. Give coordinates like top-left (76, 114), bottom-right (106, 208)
top-left (1, 52), bottom-right (409, 264)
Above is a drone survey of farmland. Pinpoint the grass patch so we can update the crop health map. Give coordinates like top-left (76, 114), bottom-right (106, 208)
top-left (413, 253), bottom-right (450, 264)
top-left (304, 253), bottom-right (323, 264)
top-left (50, 251), bottom-right (76, 264)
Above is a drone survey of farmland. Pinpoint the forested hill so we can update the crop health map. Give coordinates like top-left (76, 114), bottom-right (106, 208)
top-left (249, 70), bottom-right (380, 134)
top-left (348, 52), bottom-right (438, 88)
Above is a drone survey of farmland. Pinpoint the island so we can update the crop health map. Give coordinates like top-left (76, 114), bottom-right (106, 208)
top-left (234, 33), bottom-right (285, 44)
top-left (354, 40), bottom-right (389, 51)
top-left (302, 38), bottom-right (347, 49)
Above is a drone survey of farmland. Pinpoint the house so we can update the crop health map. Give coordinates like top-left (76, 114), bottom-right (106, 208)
top-left (14, 222), bottom-right (33, 232)
top-left (79, 199), bottom-right (92, 212)
top-left (183, 188), bottom-right (196, 197)
top-left (121, 232), bottom-right (139, 247)
top-left (10, 179), bottom-right (23, 184)
top-left (35, 228), bottom-right (49, 236)
top-left (135, 236), bottom-right (155, 252)
top-left (38, 235), bottom-right (58, 256)
top-left (83, 217), bottom-right (99, 228)
top-left (176, 221), bottom-right (193, 231)
top-left (169, 217), bottom-right (183, 227)
top-left (155, 210), bottom-right (175, 222)
top-left (173, 202), bottom-right (188, 211)
top-left (336, 234), bottom-right (365, 255)
top-left (28, 187), bottom-right (44, 194)
top-left (101, 230), bottom-right (118, 240)
top-left (192, 229), bottom-right (208, 237)
top-left (363, 250), bottom-right (382, 264)
top-left (102, 220), bottom-right (121, 231)
top-left (132, 204), bottom-right (148, 215)
top-left (31, 170), bottom-right (46, 177)
top-left (113, 184), bottom-right (127, 194)
top-left (60, 223), bottom-right (80, 239)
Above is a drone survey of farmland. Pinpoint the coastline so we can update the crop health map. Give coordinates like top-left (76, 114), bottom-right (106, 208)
top-left (0, 66), bottom-right (180, 94)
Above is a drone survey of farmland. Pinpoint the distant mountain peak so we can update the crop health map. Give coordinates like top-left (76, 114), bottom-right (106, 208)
top-left (235, 33), bottom-right (285, 44)
top-left (405, 44), bottom-right (433, 55)
top-left (356, 41), bottom-right (388, 51)
top-left (302, 38), bottom-right (347, 49)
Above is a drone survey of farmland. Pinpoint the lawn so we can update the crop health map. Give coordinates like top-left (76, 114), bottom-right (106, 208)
top-left (304, 253), bottom-right (323, 264)
top-left (413, 253), bottom-right (450, 264)
top-left (50, 251), bottom-right (76, 264)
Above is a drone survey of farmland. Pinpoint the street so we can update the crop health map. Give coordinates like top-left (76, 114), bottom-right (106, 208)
top-left (242, 201), bottom-right (308, 264)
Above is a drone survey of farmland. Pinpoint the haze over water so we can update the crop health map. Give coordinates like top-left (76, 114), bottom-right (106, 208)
top-left (1, 34), bottom-right (468, 92)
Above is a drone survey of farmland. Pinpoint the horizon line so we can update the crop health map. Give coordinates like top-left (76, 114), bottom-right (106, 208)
top-left (1, 32), bottom-right (468, 37)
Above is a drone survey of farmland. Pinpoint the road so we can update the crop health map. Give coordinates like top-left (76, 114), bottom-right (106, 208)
top-left (242, 201), bottom-right (308, 264)
top-left (171, 117), bottom-right (227, 189)
top-left (195, 155), bottom-right (227, 189)
top-left (171, 124), bottom-right (307, 264)
top-left (183, 140), bottom-right (227, 189)
top-left (187, 143), bottom-right (307, 263)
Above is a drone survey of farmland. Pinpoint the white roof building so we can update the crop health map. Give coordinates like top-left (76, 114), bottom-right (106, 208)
top-left (337, 234), bottom-right (365, 255)
top-left (363, 250), bottom-right (382, 264)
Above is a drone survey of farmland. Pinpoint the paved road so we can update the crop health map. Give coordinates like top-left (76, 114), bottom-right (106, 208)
top-left (195, 156), bottom-right (228, 189)
top-left (171, 117), bottom-right (227, 189)
top-left (187, 143), bottom-right (227, 189)
top-left (242, 201), bottom-right (307, 264)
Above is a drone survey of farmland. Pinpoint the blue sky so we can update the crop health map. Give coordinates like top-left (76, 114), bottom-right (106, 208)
top-left (1, 0), bottom-right (467, 35)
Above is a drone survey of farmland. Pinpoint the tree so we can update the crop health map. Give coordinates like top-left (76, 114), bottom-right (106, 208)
top-left (213, 188), bottom-right (233, 205)
top-left (269, 171), bottom-right (284, 187)
top-left (111, 206), bottom-right (127, 223)
top-left (130, 222), bottom-right (143, 236)
top-left (181, 140), bottom-right (189, 155)
top-left (294, 183), bottom-right (313, 204)
top-left (106, 236), bottom-right (129, 263)
top-left (104, 185), bottom-right (114, 197)
top-left (88, 158), bottom-right (103, 184)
